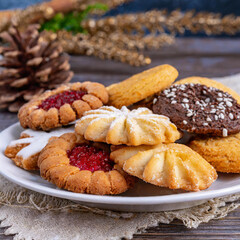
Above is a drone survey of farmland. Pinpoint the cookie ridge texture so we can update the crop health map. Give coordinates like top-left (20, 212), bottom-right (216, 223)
top-left (110, 143), bottom-right (217, 192)
top-left (75, 106), bottom-right (181, 146)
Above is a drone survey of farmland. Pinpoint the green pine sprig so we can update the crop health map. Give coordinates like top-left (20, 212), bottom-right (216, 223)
top-left (40, 3), bottom-right (108, 34)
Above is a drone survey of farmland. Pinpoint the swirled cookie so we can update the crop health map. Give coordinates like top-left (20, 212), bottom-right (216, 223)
top-left (152, 83), bottom-right (240, 136)
top-left (110, 143), bottom-right (217, 191)
top-left (38, 133), bottom-right (134, 195)
top-left (75, 106), bottom-right (181, 146)
top-left (189, 133), bottom-right (240, 173)
top-left (106, 64), bottom-right (178, 108)
top-left (5, 127), bottom-right (73, 170)
top-left (18, 82), bottom-right (109, 131)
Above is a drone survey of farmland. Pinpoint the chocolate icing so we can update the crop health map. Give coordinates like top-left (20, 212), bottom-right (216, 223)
top-left (152, 83), bottom-right (240, 136)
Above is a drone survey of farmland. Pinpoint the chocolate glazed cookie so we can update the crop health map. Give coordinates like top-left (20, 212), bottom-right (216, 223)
top-left (152, 83), bottom-right (240, 137)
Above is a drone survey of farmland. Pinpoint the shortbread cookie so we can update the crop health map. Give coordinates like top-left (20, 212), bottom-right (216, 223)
top-left (189, 133), bottom-right (240, 173)
top-left (152, 83), bottom-right (240, 136)
top-left (176, 77), bottom-right (240, 103)
top-left (106, 64), bottom-right (178, 108)
top-left (18, 82), bottom-right (109, 131)
top-left (38, 133), bottom-right (134, 195)
top-left (111, 143), bottom-right (217, 192)
top-left (5, 127), bottom-right (74, 170)
top-left (75, 106), bottom-right (181, 146)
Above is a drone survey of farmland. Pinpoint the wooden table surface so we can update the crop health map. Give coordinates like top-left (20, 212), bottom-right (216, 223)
top-left (0, 37), bottom-right (240, 239)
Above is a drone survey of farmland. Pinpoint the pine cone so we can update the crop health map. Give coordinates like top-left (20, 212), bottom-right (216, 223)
top-left (0, 24), bottom-right (73, 112)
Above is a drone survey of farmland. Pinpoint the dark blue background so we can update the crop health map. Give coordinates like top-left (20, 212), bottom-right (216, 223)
top-left (1, 0), bottom-right (239, 37)
top-left (0, 0), bottom-right (238, 15)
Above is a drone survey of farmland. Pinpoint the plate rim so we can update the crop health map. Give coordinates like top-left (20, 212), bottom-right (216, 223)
top-left (1, 122), bottom-right (240, 206)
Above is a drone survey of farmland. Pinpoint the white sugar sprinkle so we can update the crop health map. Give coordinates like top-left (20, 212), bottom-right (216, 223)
top-left (203, 122), bottom-right (208, 126)
top-left (205, 98), bottom-right (210, 103)
top-left (229, 113), bottom-right (234, 120)
top-left (206, 117), bottom-right (212, 122)
top-left (226, 101), bottom-right (233, 107)
top-left (183, 120), bottom-right (188, 125)
top-left (171, 100), bottom-right (177, 104)
top-left (182, 98), bottom-right (189, 103)
top-left (219, 113), bottom-right (225, 119)
top-left (222, 128), bottom-right (228, 137)
top-left (153, 98), bottom-right (157, 104)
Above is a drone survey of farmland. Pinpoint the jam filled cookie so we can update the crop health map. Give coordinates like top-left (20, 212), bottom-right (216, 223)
top-left (110, 143), bottom-right (217, 192)
top-left (5, 127), bottom-right (73, 170)
top-left (18, 82), bottom-right (109, 131)
top-left (152, 83), bottom-right (240, 136)
top-left (106, 64), bottom-right (178, 108)
top-left (75, 106), bottom-right (181, 146)
top-left (38, 133), bottom-right (134, 195)
top-left (189, 133), bottom-right (240, 173)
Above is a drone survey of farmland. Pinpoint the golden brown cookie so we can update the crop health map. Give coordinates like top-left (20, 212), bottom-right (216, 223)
top-left (175, 76), bottom-right (240, 103)
top-left (110, 143), bottom-right (217, 192)
top-left (18, 82), bottom-right (109, 131)
top-left (4, 127), bottom-right (73, 170)
top-left (189, 133), bottom-right (240, 173)
top-left (38, 133), bottom-right (134, 195)
top-left (75, 106), bottom-right (181, 146)
top-left (106, 64), bottom-right (178, 108)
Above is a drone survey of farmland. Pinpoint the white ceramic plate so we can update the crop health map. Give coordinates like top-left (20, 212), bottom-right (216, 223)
top-left (1, 123), bottom-right (240, 212)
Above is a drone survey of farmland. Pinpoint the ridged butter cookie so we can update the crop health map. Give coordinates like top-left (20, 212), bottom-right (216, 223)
top-left (75, 106), bottom-right (181, 146)
top-left (110, 143), bottom-right (217, 192)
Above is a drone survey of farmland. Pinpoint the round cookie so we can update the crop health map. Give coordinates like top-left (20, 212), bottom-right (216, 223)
top-left (18, 82), bottom-right (109, 131)
top-left (38, 133), bottom-right (134, 195)
top-left (106, 64), bottom-right (178, 108)
top-left (75, 106), bottom-right (181, 146)
top-left (110, 143), bottom-right (217, 192)
top-left (152, 83), bottom-right (240, 136)
top-left (175, 77), bottom-right (240, 104)
top-left (189, 133), bottom-right (240, 173)
top-left (5, 127), bottom-right (73, 170)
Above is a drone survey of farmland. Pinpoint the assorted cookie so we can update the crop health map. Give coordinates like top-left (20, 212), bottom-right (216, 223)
top-left (4, 66), bottom-right (240, 195)
top-left (189, 133), bottom-right (240, 173)
top-left (5, 126), bottom-right (74, 170)
top-left (38, 133), bottom-right (134, 195)
top-left (18, 82), bottom-right (108, 131)
top-left (152, 83), bottom-right (240, 136)
top-left (110, 143), bottom-right (217, 191)
top-left (106, 64), bottom-right (178, 108)
top-left (75, 106), bottom-right (181, 146)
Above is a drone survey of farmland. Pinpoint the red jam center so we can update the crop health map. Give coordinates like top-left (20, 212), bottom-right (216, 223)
top-left (38, 90), bottom-right (86, 111)
top-left (67, 144), bottom-right (114, 172)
